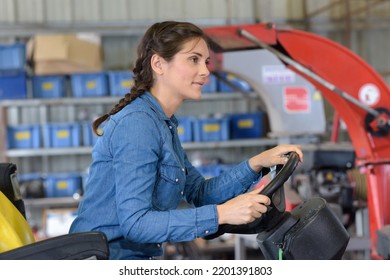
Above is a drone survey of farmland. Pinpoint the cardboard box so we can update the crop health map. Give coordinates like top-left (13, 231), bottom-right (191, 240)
top-left (28, 34), bottom-right (103, 75)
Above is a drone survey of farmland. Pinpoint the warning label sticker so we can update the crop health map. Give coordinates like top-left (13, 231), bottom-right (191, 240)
top-left (262, 65), bottom-right (296, 84)
top-left (283, 86), bottom-right (310, 113)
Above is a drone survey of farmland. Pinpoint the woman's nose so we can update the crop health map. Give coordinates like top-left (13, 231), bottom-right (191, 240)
top-left (200, 63), bottom-right (210, 76)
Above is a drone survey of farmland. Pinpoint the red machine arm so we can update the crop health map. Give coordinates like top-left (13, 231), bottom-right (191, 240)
top-left (204, 23), bottom-right (390, 259)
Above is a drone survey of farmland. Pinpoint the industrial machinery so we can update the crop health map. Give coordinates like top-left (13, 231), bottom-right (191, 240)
top-left (203, 23), bottom-right (390, 259)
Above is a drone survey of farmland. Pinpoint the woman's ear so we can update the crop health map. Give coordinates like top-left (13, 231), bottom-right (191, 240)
top-left (151, 54), bottom-right (164, 75)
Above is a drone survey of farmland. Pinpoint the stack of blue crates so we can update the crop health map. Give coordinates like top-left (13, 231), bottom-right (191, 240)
top-left (0, 43), bottom-right (28, 100)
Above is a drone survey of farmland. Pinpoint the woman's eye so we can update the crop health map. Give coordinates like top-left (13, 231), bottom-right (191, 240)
top-left (191, 57), bottom-right (199, 63)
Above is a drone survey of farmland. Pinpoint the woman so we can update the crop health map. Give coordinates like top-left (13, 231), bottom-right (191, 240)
top-left (69, 21), bottom-right (303, 260)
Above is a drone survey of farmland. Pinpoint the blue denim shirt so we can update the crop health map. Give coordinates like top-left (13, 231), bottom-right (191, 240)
top-left (69, 92), bottom-right (261, 259)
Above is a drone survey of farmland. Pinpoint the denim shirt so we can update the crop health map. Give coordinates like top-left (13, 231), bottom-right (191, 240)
top-left (69, 92), bottom-right (262, 259)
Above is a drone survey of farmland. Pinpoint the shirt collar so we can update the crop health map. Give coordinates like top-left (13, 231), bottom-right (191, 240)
top-left (140, 92), bottom-right (178, 126)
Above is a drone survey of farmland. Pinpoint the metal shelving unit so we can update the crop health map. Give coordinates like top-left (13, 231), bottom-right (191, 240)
top-left (6, 138), bottom-right (279, 158)
top-left (1, 91), bottom-right (273, 211)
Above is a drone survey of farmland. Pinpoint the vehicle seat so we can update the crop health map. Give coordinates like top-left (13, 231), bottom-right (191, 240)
top-left (0, 162), bottom-right (109, 260)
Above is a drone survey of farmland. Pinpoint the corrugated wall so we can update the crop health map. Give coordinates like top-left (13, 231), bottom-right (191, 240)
top-left (0, 0), bottom-right (257, 24)
top-left (0, 0), bottom-right (388, 82)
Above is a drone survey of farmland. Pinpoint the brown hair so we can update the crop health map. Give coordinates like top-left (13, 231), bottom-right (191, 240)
top-left (92, 21), bottom-right (208, 135)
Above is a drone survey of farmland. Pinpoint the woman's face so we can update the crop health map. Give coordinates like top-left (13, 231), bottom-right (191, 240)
top-left (160, 37), bottom-right (210, 101)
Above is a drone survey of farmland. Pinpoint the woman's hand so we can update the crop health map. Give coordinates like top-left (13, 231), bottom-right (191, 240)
top-left (216, 188), bottom-right (271, 225)
top-left (248, 144), bottom-right (303, 173)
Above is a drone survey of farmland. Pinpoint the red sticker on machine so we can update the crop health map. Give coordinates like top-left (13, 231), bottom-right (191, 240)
top-left (283, 86), bottom-right (310, 113)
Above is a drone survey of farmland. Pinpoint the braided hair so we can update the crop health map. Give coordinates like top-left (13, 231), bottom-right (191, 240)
top-left (92, 21), bottom-right (208, 135)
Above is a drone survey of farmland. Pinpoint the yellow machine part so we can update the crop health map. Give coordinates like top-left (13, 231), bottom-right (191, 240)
top-left (0, 192), bottom-right (35, 253)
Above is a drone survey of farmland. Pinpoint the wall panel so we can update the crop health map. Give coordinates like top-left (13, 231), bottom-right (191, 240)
top-left (127, 0), bottom-right (158, 21)
top-left (72, 0), bottom-right (101, 22)
top-left (0, 0), bottom-right (16, 23)
top-left (16, 0), bottom-right (44, 23)
top-left (101, 0), bottom-right (128, 21)
top-left (45, 0), bottom-right (73, 23)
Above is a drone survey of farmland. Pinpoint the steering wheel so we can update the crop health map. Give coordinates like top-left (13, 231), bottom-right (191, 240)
top-left (204, 152), bottom-right (300, 240)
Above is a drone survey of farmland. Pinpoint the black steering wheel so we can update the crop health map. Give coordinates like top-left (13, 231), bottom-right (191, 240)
top-left (204, 152), bottom-right (300, 240)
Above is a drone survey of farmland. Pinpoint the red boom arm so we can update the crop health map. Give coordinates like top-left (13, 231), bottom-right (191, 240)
top-left (204, 23), bottom-right (390, 259)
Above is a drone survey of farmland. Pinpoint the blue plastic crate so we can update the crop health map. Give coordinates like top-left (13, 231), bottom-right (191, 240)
top-left (202, 74), bottom-right (217, 93)
top-left (176, 117), bottom-right (194, 142)
top-left (7, 124), bottom-right (41, 149)
top-left (107, 70), bottom-right (134, 97)
top-left (32, 75), bottom-right (66, 99)
top-left (218, 73), bottom-right (252, 93)
top-left (193, 116), bottom-right (230, 142)
top-left (81, 121), bottom-right (101, 146)
top-left (0, 71), bottom-right (28, 100)
top-left (42, 123), bottom-right (81, 148)
top-left (43, 173), bottom-right (82, 198)
top-left (70, 72), bottom-right (108, 97)
top-left (230, 112), bottom-right (265, 139)
top-left (0, 43), bottom-right (26, 71)
top-left (17, 172), bottom-right (42, 183)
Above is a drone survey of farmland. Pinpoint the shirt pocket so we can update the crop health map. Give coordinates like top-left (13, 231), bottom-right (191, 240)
top-left (153, 164), bottom-right (186, 210)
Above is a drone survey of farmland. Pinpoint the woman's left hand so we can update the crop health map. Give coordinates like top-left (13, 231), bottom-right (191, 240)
top-left (248, 144), bottom-right (303, 173)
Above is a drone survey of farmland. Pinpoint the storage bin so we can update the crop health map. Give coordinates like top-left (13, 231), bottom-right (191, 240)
top-left (43, 173), bottom-right (82, 198)
top-left (7, 124), bottom-right (40, 149)
top-left (202, 74), bottom-right (217, 93)
top-left (176, 116), bottom-right (194, 142)
top-left (82, 121), bottom-right (101, 146)
top-left (218, 73), bottom-right (252, 93)
top-left (229, 112), bottom-right (265, 139)
top-left (0, 71), bottom-right (28, 100)
top-left (32, 75), bottom-right (66, 99)
top-left (0, 43), bottom-right (26, 71)
top-left (193, 116), bottom-right (229, 142)
top-left (70, 72), bottom-right (108, 97)
top-left (107, 70), bottom-right (134, 97)
top-left (42, 123), bottom-right (81, 148)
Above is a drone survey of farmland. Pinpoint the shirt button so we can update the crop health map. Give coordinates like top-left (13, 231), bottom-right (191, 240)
top-left (205, 230), bottom-right (209, 234)
top-left (169, 126), bottom-right (172, 129)
top-left (175, 178), bottom-right (179, 182)
top-left (182, 168), bottom-right (185, 172)
top-left (157, 244), bottom-right (161, 248)
top-left (181, 191), bottom-right (184, 195)
top-left (149, 257), bottom-right (153, 260)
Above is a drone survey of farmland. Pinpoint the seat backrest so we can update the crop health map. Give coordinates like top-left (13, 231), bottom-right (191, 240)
top-left (0, 191), bottom-right (35, 253)
top-left (0, 163), bottom-right (26, 218)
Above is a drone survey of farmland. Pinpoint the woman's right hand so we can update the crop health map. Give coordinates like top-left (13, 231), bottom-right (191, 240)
top-left (216, 188), bottom-right (271, 225)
